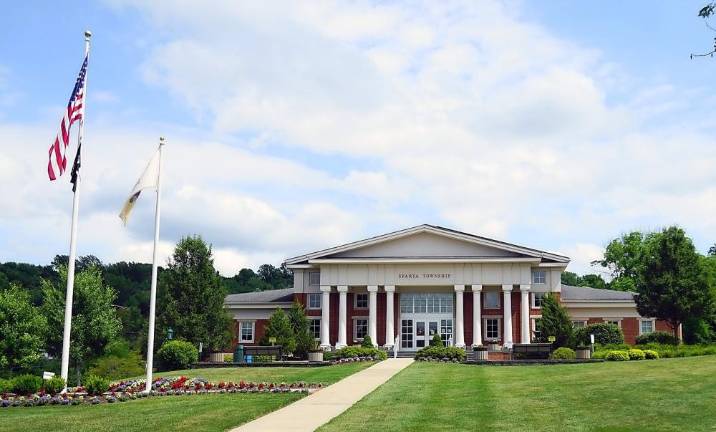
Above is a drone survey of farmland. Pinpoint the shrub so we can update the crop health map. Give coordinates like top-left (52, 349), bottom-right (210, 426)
top-left (592, 350), bottom-right (608, 359)
top-left (224, 353), bottom-right (234, 363)
top-left (550, 347), bottom-right (576, 360)
top-left (88, 350), bottom-right (145, 381)
top-left (254, 355), bottom-right (274, 363)
top-left (644, 350), bottom-right (660, 359)
top-left (574, 323), bottom-right (624, 346)
top-left (534, 293), bottom-right (574, 348)
top-left (43, 376), bottom-right (66, 395)
top-left (605, 350), bottom-right (630, 361)
top-left (12, 374), bottom-right (42, 395)
top-left (156, 340), bottom-right (199, 371)
top-left (628, 349), bottom-right (646, 360)
top-left (0, 378), bottom-right (13, 394)
top-left (333, 346), bottom-right (387, 360)
top-left (414, 346), bottom-right (466, 362)
top-left (84, 374), bottom-right (110, 395)
top-left (430, 334), bottom-right (444, 347)
top-left (361, 335), bottom-right (374, 348)
top-left (635, 331), bottom-right (679, 346)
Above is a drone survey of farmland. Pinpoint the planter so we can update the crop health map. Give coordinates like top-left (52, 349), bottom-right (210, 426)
top-left (576, 348), bottom-right (591, 360)
top-left (308, 351), bottom-right (324, 362)
top-left (209, 352), bottom-right (224, 363)
top-left (474, 350), bottom-right (488, 361)
top-left (488, 342), bottom-right (500, 352)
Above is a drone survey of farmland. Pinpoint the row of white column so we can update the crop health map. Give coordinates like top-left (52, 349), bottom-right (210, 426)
top-left (319, 284), bottom-right (532, 349)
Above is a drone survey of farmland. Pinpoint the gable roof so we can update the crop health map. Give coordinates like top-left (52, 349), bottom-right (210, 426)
top-left (285, 224), bottom-right (569, 266)
top-left (561, 285), bottom-right (635, 301)
top-left (225, 287), bottom-right (295, 305)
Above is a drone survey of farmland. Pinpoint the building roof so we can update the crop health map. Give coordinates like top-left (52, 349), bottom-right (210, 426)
top-left (285, 224), bottom-right (570, 266)
top-left (561, 285), bottom-right (635, 301)
top-left (224, 287), bottom-right (295, 305)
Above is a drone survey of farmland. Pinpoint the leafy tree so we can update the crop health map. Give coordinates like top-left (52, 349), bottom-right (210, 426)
top-left (635, 227), bottom-right (713, 339)
top-left (560, 271), bottom-right (608, 289)
top-left (709, 244), bottom-right (716, 257)
top-left (286, 302), bottom-right (313, 359)
top-left (593, 231), bottom-right (650, 292)
top-left (157, 236), bottom-right (232, 353)
top-left (0, 283), bottom-right (48, 373)
top-left (561, 271), bottom-right (581, 286)
top-left (263, 308), bottom-right (296, 355)
top-left (41, 266), bottom-right (122, 382)
top-left (534, 293), bottom-right (573, 348)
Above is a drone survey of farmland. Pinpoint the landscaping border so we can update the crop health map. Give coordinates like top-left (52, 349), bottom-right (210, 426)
top-left (466, 359), bottom-right (606, 366)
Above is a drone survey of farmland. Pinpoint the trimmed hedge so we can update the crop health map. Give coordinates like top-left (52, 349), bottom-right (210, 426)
top-left (574, 323), bottom-right (624, 346)
top-left (84, 374), bottom-right (110, 395)
top-left (605, 350), bottom-right (630, 361)
top-left (550, 347), bottom-right (576, 360)
top-left (12, 375), bottom-right (43, 396)
top-left (156, 340), bottom-right (199, 371)
top-left (628, 349), bottom-right (646, 360)
top-left (644, 350), bottom-right (659, 359)
top-left (635, 331), bottom-right (679, 346)
top-left (332, 346), bottom-right (387, 360)
top-left (414, 346), bottom-right (466, 362)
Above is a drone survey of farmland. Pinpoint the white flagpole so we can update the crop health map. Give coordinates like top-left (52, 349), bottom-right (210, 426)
top-left (60, 30), bottom-right (91, 390)
top-left (145, 137), bottom-right (164, 393)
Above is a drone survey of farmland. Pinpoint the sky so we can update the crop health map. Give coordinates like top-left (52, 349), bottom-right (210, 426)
top-left (1, 0), bottom-right (716, 277)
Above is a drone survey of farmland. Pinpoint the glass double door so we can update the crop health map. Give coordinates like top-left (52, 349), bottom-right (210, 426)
top-left (401, 317), bottom-right (453, 350)
top-left (415, 320), bottom-right (439, 349)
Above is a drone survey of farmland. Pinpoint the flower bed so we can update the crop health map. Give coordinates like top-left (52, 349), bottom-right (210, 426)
top-left (0, 376), bottom-right (322, 408)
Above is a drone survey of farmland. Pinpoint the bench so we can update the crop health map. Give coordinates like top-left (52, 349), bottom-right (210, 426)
top-left (512, 343), bottom-right (552, 360)
top-left (238, 345), bottom-right (283, 362)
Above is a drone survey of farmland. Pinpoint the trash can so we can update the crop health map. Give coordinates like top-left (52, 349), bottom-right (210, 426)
top-left (234, 344), bottom-right (244, 363)
top-left (245, 355), bottom-right (253, 364)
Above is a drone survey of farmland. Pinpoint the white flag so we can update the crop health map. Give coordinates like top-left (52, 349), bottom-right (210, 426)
top-left (119, 150), bottom-right (160, 225)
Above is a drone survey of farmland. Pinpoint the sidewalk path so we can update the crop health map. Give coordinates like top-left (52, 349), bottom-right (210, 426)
top-left (230, 358), bottom-right (414, 432)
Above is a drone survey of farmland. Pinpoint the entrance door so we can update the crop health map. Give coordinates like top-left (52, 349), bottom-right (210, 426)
top-left (415, 320), bottom-right (439, 348)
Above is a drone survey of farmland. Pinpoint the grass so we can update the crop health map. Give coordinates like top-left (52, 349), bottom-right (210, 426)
top-left (320, 356), bottom-right (716, 432)
top-left (0, 362), bottom-right (373, 432)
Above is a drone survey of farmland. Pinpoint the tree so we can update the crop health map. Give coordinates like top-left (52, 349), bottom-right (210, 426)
top-left (157, 236), bottom-right (232, 353)
top-left (263, 308), bottom-right (296, 355)
top-left (635, 227), bottom-right (713, 339)
top-left (42, 266), bottom-right (122, 382)
top-left (534, 293), bottom-right (573, 348)
top-left (709, 244), bottom-right (716, 257)
top-left (593, 231), bottom-right (650, 292)
top-left (286, 302), bottom-right (313, 359)
top-left (0, 283), bottom-right (48, 373)
top-left (560, 271), bottom-right (608, 289)
top-left (561, 271), bottom-right (580, 286)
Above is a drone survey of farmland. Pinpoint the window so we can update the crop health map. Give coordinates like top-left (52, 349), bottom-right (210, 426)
top-left (532, 318), bottom-right (542, 340)
top-left (440, 319), bottom-right (453, 346)
top-left (308, 272), bottom-right (320, 286)
top-left (485, 318), bottom-right (500, 340)
top-left (401, 319), bottom-right (413, 348)
top-left (484, 291), bottom-right (500, 309)
top-left (307, 293), bottom-right (321, 309)
top-left (400, 295), bottom-right (413, 313)
top-left (532, 292), bottom-right (546, 308)
top-left (572, 320), bottom-right (587, 328)
top-left (239, 321), bottom-right (254, 343)
top-left (355, 293), bottom-right (368, 309)
top-left (354, 318), bottom-right (368, 340)
top-left (605, 319), bottom-right (621, 328)
top-left (309, 318), bottom-right (321, 339)
top-left (532, 270), bottom-right (546, 285)
top-left (398, 293), bottom-right (453, 314)
top-left (640, 319), bottom-right (655, 335)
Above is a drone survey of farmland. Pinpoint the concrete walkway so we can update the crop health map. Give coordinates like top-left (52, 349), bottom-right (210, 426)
top-left (231, 358), bottom-right (414, 432)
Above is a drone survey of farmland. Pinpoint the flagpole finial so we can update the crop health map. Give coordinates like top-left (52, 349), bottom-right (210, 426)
top-left (84, 30), bottom-right (92, 40)
top-left (159, 136), bottom-right (165, 146)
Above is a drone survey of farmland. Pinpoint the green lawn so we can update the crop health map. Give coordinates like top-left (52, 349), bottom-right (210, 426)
top-left (1, 362), bottom-right (372, 432)
top-left (320, 357), bottom-right (716, 432)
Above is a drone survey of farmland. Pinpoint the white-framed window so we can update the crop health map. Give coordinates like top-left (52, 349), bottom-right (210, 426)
top-left (308, 272), bottom-right (320, 286)
top-left (440, 319), bottom-right (453, 345)
top-left (532, 292), bottom-right (546, 308)
top-left (572, 320), bottom-right (587, 329)
top-left (354, 318), bottom-right (368, 340)
top-left (605, 319), bottom-right (622, 328)
top-left (239, 321), bottom-right (255, 343)
top-left (532, 270), bottom-right (546, 285)
top-left (484, 318), bottom-right (501, 340)
top-left (484, 291), bottom-right (501, 309)
top-left (309, 318), bottom-right (321, 340)
top-left (307, 293), bottom-right (321, 310)
top-left (354, 293), bottom-right (368, 309)
top-left (639, 319), bottom-right (655, 335)
top-left (531, 317), bottom-right (542, 340)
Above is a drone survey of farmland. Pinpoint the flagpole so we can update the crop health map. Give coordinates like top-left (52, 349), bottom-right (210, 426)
top-left (60, 30), bottom-right (91, 390)
top-left (145, 137), bottom-right (164, 393)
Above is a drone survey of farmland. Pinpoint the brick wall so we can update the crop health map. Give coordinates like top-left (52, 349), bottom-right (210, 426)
top-left (231, 318), bottom-right (268, 349)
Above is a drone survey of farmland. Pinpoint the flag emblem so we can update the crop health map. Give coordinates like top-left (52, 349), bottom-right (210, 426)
top-left (47, 55), bottom-right (88, 182)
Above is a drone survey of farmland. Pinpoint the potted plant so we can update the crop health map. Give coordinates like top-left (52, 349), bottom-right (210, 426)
top-left (473, 345), bottom-right (488, 361)
top-left (575, 345), bottom-right (591, 359)
top-left (307, 340), bottom-right (324, 362)
top-left (487, 341), bottom-right (500, 351)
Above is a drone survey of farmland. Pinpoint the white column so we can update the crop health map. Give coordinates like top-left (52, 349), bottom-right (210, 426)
top-left (320, 286), bottom-right (331, 350)
top-left (337, 285), bottom-right (348, 348)
top-left (384, 286), bottom-right (395, 348)
top-left (454, 285), bottom-right (465, 348)
top-left (502, 284), bottom-right (513, 348)
top-left (367, 285), bottom-right (378, 346)
top-left (472, 285), bottom-right (482, 347)
top-left (520, 284), bottom-right (531, 344)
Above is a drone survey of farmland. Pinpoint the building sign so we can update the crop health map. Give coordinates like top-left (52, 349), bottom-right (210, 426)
top-left (398, 273), bottom-right (452, 280)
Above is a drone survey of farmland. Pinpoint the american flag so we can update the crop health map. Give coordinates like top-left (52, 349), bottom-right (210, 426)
top-left (47, 55), bottom-right (88, 185)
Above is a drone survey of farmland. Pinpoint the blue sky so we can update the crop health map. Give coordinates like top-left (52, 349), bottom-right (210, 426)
top-left (1, 1), bottom-right (716, 276)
